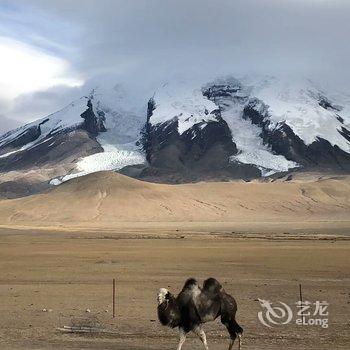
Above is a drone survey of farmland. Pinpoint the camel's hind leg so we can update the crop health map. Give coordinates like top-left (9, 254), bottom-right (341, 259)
top-left (193, 325), bottom-right (209, 350)
top-left (238, 334), bottom-right (242, 350)
top-left (222, 319), bottom-right (243, 350)
top-left (228, 336), bottom-right (235, 350)
top-left (228, 333), bottom-right (242, 350)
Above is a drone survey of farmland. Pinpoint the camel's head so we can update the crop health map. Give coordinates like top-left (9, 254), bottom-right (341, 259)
top-left (157, 288), bottom-right (181, 328)
top-left (157, 288), bottom-right (170, 305)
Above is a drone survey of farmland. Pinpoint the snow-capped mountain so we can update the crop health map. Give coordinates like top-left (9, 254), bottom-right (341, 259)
top-left (144, 76), bottom-right (350, 178)
top-left (0, 75), bottom-right (349, 195)
top-left (0, 87), bottom-right (146, 186)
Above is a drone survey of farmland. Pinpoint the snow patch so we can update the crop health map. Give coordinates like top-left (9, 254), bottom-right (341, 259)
top-left (50, 143), bottom-right (145, 185)
top-left (150, 82), bottom-right (218, 135)
top-left (221, 101), bottom-right (298, 175)
top-left (243, 75), bottom-right (350, 153)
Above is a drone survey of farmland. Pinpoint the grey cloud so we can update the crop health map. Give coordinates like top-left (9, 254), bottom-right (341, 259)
top-left (4, 0), bottom-right (350, 125)
top-left (24, 0), bottom-right (350, 78)
top-left (6, 85), bottom-right (84, 122)
top-left (0, 115), bottom-right (20, 135)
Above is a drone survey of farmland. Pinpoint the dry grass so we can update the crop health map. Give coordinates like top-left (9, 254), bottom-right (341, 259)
top-left (0, 228), bottom-right (349, 349)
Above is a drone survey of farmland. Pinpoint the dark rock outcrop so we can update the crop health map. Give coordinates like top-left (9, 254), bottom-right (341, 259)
top-left (141, 96), bottom-right (261, 181)
top-left (0, 130), bottom-right (103, 172)
top-left (143, 97), bottom-right (239, 171)
top-left (315, 94), bottom-right (342, 112)
top-left (80, 99), bottom-right (107, 135)
top-left (202, 82), bottom-right (248, 106)
top-left (243, 99), bottom-right (350, 170)
top-left (0, 119), bottom-right (50, 156)
top-left (144, 116), bottom-right (236, 171)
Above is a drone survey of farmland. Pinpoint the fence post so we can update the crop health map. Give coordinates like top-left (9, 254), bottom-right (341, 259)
top-left (299, 283), bottom-right (304, 323)
top-left (113, 278), bottom-right (116, 318)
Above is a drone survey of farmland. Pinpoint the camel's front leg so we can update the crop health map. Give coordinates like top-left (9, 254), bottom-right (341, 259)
top-left (177, 328), bottom-right (187, 350)
top-left (193, 325), bottom-right (209, 350)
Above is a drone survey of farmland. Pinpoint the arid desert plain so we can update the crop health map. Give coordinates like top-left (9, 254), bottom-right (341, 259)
top-left (0, 172), bottom-right (349, 349)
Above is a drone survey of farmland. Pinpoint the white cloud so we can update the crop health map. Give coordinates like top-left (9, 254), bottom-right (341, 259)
top-left (0, 36), bottom-right (83, 107)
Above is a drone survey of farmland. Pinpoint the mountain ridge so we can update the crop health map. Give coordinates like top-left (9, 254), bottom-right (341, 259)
top-left (0, 75), bottom-right (350, 197)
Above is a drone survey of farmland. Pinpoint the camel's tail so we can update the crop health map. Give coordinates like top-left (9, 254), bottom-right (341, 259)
top-left (232, 319), bottom-right (243, 335)
top-left (224, 318), bottom-right (243, 342)
top-left (228, 320), bottom-right (243, 350)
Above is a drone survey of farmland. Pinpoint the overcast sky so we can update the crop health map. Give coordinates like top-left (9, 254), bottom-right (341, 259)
top-left (0, 0), bottom-right (349, 134)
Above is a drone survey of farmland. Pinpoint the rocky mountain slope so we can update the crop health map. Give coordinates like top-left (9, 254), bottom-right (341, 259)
top-left (143, 77), bottom-right (350, 180)
top-left (0, 75), bottom-right (349, 197)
